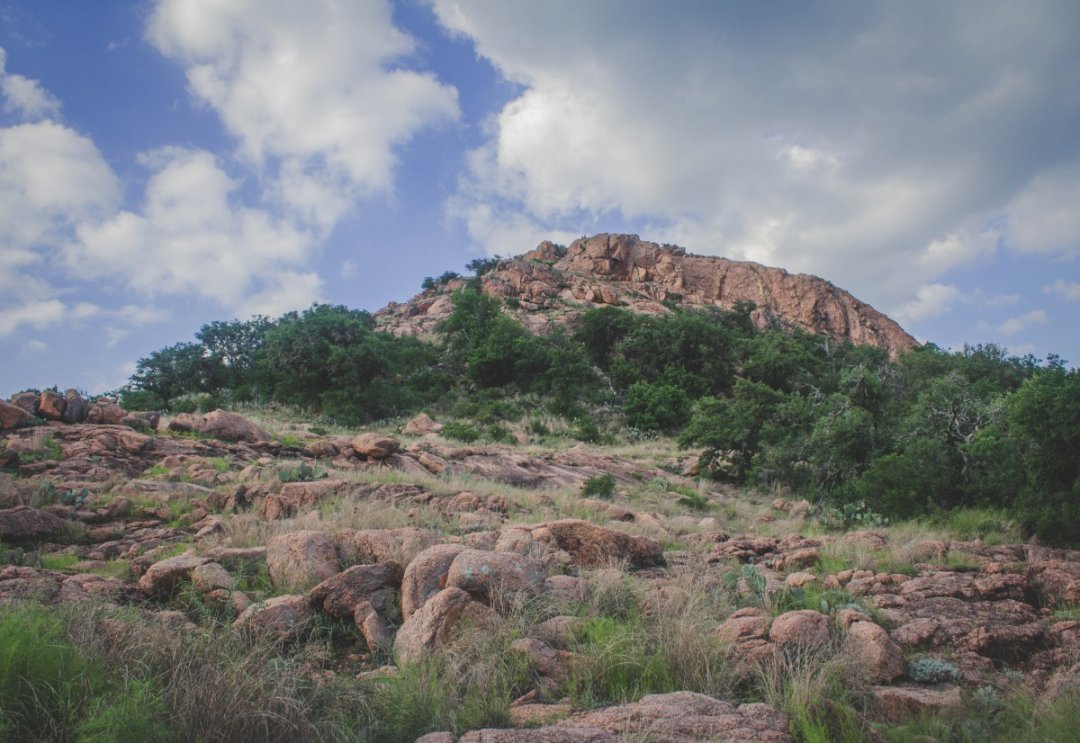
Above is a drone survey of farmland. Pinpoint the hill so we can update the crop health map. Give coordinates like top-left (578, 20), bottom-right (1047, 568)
top-left (376, 233), bottom-right (917, 358)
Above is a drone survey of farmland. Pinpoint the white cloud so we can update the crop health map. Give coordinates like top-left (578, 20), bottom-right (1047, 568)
top-left (67, 147), bottom-right (323, 313)
top-left (1044, 280), bottom-right (1080, 300)
top-left (893, 283), bottom-right (963, 323)
top-left (998, 309), bottom-right (1048, 336)
top-left (432, 0), bottom-right (1080, 309)
top-left (1004, 165), bottom-right (1080, 256)
top-left (24, 339), bottom-right (46, 354)
top-left (0, 47), bottom-right (62, 120)
top-left (147, 0), bottom-right (459, 226)
top-left (0, 299), bottom-right (66, 337)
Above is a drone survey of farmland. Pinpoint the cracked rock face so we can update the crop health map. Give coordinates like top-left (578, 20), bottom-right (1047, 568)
top-left (376, 233), bottom-right (916, 358)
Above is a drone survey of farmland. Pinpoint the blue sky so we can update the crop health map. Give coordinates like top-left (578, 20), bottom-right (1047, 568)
top-left (2, 0), bottom-right (1079, 397)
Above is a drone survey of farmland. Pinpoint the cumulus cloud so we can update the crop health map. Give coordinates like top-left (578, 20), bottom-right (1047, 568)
top-left (147, 0), bottom-right (459, 227)
top-left (432, 0), bottom-right (1080, 314)
top-left (998, 309), bottom-right (1049, 336)
top-left (893, 283), bottom-right (963, 323)
top-left (0, 47), bottom-right (62, 120)
top-left (1044, 280), bottom-right (1080, 300)
top-left (68, 147), bottom-right (323, 315)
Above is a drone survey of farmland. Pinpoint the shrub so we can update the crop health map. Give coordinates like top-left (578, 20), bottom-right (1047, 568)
top-left (581, 473), bottom-right (616, 499)
top-left (442, 422), bottom-right (481, 443)
top-left (906, 657), bottom-right (960, 683)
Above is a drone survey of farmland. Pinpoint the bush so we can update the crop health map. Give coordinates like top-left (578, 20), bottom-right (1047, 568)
top-left (906, 657), bottom-right (959, 683)
top-left (623, 381), bottom-right (690, 433)
top-left (442, 422), bottom-right (481, 443)
top-left (581, 473), bottom-right (616, 498)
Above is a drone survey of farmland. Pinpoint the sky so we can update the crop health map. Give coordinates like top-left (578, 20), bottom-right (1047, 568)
top-left (1, 0), bottom-right (1079, 397)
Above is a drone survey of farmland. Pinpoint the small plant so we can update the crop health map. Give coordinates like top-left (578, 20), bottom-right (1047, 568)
top-left (906, 656), bottom-right (960, 683)
top-left (278, 462), bottom-right (326, 483)
top-left (208, 457), bottom-right (230, 474)
top-left (443, 422), bottom-right (481, 443)
top-left (573, 418), bottom-right (602, 443)
top-left (278, 434), bottom-right (304, 448)
top-left (528, 419), bottom-right (549, 436)
top-left (581, 473), bottom-right (616, 499)
top-left (672, 486), bottom-right (711, 512)
top-left (1053, 604), bottom-right (1080, 621)
top-left (308, 425), bottom-right (328, 436)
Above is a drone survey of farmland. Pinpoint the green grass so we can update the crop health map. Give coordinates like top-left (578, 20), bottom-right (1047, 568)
top-left (564, 615), bottom-right (676, 707)
top-left (0, 603), bottom-right (170, 742)
top-left (37, 553), bottom-right (80, 571)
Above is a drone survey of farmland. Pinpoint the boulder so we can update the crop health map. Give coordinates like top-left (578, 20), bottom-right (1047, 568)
top-left (262, 480), bottom-right (346, 520)
top-left (233, 595), bottom-right (313, 643)
top-left (0, 400), bottom-right (32, 430)
top-left (393, 586), bottom-right (494, 665)
top-left (338, 527), bottom-right (439, 567)
top-left (871, 685), bottom-right (962, 722)
top-left (137, 554), bottom-right (210, 597)
top-left (9, 392), bottom-right (40, 417)
top-left (168, 410), bottom-right (269, 443)
top-left (508, 637), bottom-right (573, 683)
top-left (402, 413), bottom-right (443, 436)
top-left (400, 543), bottom-right (468, 619)
top-left (266, 530), bottom-right (339, 592)
top-left (37, 391), bottom-right (66, 420)
top-left (446, 549), bottom-right (545, 603)
top-left (191, 562), bottom-right (234, 592)
top-left (495, 519), bottom-right (664, 570)
top-left (61, 390), bottom-right (88, 424)
top-left (354, 599), bottom-right (394, 650)
top-left (768, 610), bottom-right (832, 649)
top-left (351, 433), bottom-right (400, 459)
top-left (86, 400), bottom-right (126, 425)
top-left (0, 505), bottom-right (69, 543)
top-left (308, 561), bottom-right (403, 618)
top-left (843, 619), bottom-right (904, 682)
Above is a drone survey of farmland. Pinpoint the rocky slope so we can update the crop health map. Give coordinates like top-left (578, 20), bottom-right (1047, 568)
top-left (3, 411), bottom-right (1079, 739)
top-left (376, 233), bottom-right (917, 357)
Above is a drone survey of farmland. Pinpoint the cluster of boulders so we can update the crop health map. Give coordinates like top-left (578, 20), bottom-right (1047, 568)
top-left (1, 389), bottom-right (148, 431)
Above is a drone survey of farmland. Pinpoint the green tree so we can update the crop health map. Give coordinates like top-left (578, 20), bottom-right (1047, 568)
top-left (129, 342), bottom-right (213, 406)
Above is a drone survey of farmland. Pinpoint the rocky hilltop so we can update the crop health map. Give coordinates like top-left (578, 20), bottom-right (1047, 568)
top-left (376, 233), bottom-right (917, 357)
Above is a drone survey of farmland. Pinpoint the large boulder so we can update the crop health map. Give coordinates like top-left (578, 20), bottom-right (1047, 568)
top-left (266, 530), bottom-right (339, 592)
top-left (9, 392), bottom-right (40, 417)
top-left (61, 390), bottom-right (88, 424)
top-left (37, 391), bottom-right (66, 421)
top-left (768, 610), bottom-right (832, 649)
top-left (137, 554), bottom-right (210, 598)
top-left (0, 400), bottom-right (32, 430)
top-left (496, 519), bottom-right (665, 569)
top-left (337, 527), bottom-right (439, 567)
top-left (168, 410), bottom-right (269, 443)
top-left (351, 433), bottom-right (400, 459)
top-left (0, 506), bottom-right (69, 543)
top-left (86, 400), bottom-right (126, 425)
top-left (445, 549), bottom-right (545, 603)
top-left (842, 618), bottom-right (904, 682)
top-left (400, 543), bottom-right (467, 619)
top-left (308, 561), bottom-right (402, 617)
top-left (262, 480), bottom-right (346, 520)
top-left (234, 595), bottom-right (313, 643)
top-left (402, 413), bottom-right (443, 436)
top-left (871, 685), bottom-right (962, 722)
top-left (393, 587), bottom-right (494, 665)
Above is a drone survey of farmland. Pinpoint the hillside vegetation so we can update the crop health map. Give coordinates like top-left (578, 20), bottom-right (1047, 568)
top-left (121, 276), bottom-right (1079, 547)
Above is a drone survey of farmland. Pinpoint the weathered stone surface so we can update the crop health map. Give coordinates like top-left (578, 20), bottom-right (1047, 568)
top-left (0, 506), bottom-right (69, 543)
top-left (168, 410), bottom-right (270, 443)
top-left (234, 595), bottom-right (313, 643)
top-left (137, 554), bottom-right (210, 597)
top-left (86, 400), bottom-right (126, 425)
top-left (495, 519), bottom-right (664, 570)
top-left (191, 562), bottom-right (233, 592)
top-left (400, 543), bottom-right (467, 619)
top-left (9, 392), bottom-right (40, 417)
top-left (843, 619), bottom-right (904, 682)
top-left (871, 685), bottom-right (963, 722)
top-left (262, 479), bottom-right (346, 520)
top-left (0, 400), bottom-right (33, 430)
top-left (768, 610), bottom-right (832, 648)
top-left (351, 433), bottom-right (400, 459)
top-left (308, 561), bottom-right (402, 617)
top-left (393, 586), bottom-right (494, 665)
top-left (338, 527), bottom-right (439, 567)
top-left (509, 637), bottom-right (573, 682)
top-left (446, 549), bottom-right (545, 603)
top-left (457, 691), bottom-right (793, 742)
top-left (38, 391), bottom-right (66, 421)
top-left (402, 413), bottom-right (443, 436)
top-left (266, 530), bottom-right (339, 592)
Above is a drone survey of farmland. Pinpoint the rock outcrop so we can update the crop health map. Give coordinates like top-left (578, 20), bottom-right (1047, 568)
top-left (376, 234), bottom-right (916, 357)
